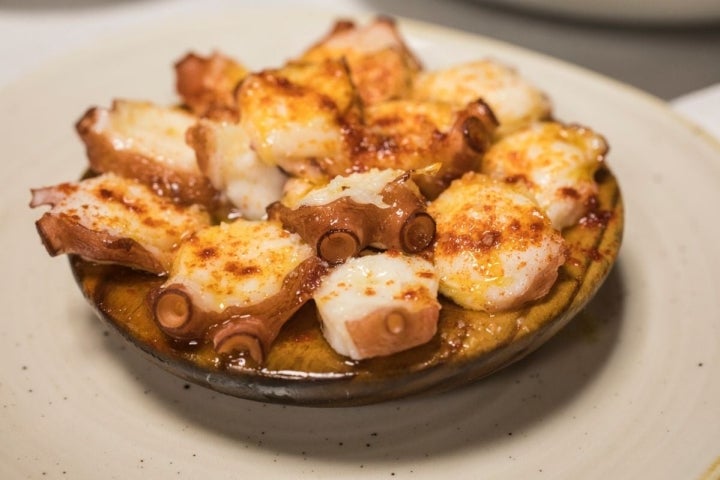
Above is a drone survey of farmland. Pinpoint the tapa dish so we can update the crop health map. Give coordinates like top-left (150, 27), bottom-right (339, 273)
top-left (30, 17), bottom-right (623, 406)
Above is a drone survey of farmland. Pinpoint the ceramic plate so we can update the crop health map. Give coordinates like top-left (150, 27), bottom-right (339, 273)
top-left (2, 9), bottom-right (719, 479)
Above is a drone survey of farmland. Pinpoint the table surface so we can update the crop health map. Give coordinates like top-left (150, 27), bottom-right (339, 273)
top-left (1, 0), bottom-right (718, 100)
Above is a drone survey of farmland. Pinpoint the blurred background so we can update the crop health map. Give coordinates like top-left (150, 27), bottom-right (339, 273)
top-left (364, 0), bottom-right (720, 100)
top-left (1, 0), bottom-right (718, 101)
top-left (0, 0), bottom-right (720, 118)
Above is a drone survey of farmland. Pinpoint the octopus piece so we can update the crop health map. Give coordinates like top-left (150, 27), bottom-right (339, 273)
top-left (30, 173), bottom-right (211, 274)
top-left (174, 51), bottom-right (248, 118)
top-left (187, 118), bottom-right (287, 220)
top-left (313, 251), bottom-right (440, 360)
top-left (236, 60), bottom-right (359, 181)
top-left (267, 168), bottom-right (435, 264)
top-left (76, 99), bottom-right (218, 206)
top-left (412, 59), bottom-right (551, 137)
top-left (274, 60), bottom-right (360, 117)
top-left (428, 172), bottom-right (566, 313)
top-left (482, 122), bottom-right (608, 230)
top-left (300, 17), bottom-right (422, 105)
top-left (357, 98), bottom-right (498, 198)
top-left (150, 219), bottom-right (324, 364)
top-left (235, 60), bottom-right (496, 192)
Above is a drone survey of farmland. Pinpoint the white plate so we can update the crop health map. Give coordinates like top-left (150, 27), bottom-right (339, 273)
top-left (2, 8), bottom-right (719, 480)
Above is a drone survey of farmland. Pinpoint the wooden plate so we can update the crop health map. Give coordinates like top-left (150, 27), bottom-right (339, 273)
top-left (70, 166), bottom-right (623, 407)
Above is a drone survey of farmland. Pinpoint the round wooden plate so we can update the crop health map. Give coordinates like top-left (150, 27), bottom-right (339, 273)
top-left (70, 166), bottom-right (622, 407)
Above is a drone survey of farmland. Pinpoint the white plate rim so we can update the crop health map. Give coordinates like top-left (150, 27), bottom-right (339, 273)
top-left (2, 7), bottom-right (720, 480)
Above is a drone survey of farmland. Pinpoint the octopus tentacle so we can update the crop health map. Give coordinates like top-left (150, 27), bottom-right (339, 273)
top-left (152, 255), bottom-right (327, 364)
top-left (412, 59), bottom-right (552, 137)
top-left (76, 100), bottom-right (218, 207)
top-left (149, 219), bottom-right (323, 363)
top-left (351, 99), bottom-right (499, 198)
top-left (299, 17), bottom-right (422, 105)
top-left (36, 212), bottom-right (167, 274)
top-left (174, 51), bottom-right (247, 118)
top-left (314, 251), bottom-right (440, 360)
top-left (210, 256), bottom-right (328, 363)
top-left (267, 169), bottom-right (435, 264)
top-left (428, 172), bottom-right (567, 312)
top-left (29, 173), bottom-right (211, 274)
top-left (482, 121), bottom-right (608, 230)
top-left (187, 118), bottom-right (287, 220)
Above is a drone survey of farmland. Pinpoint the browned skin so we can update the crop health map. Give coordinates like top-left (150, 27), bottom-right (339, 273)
top-left (227, 51), bottom-right (495, 194)
top-left (301, 17), bottom-right (422, 105)
top-left (343, 99), bottom-right (499, 199)
top-left (267, 173), bottom-right (435, 264)
top-left (75, 106), bottom-right (219, 207)
top-left (174, 51), bottom-right (247, 118)
top-left (345, 304), bottom-right (440, 359)
top-left (34, 211), bottom-right (167, 274)
top-left (186, 120), bottom-right (218, 182)
top-left (30, 184), bottom-right (174, 274)
top-left (151, 256), bottom-right (328, 364)
top-left (381, 99), bottom-right (499, 199)
top-left (233, 63), bottom-right (362, 184)
top-left (317, 230), bottom-right (362, 264)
